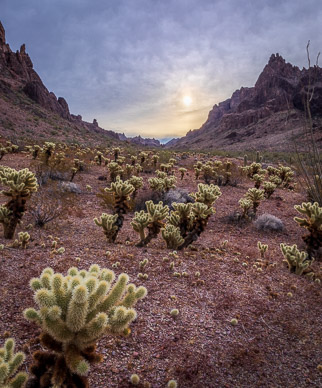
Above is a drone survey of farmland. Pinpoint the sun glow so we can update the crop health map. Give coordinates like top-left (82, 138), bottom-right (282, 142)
top-left (183, 95), bottom-right (192, 106)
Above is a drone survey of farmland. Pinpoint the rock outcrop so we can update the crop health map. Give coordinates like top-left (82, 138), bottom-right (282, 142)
top-left (0, 21), bottom-right (71, 120)
top-left (167, 53), bottom-right (322, 151)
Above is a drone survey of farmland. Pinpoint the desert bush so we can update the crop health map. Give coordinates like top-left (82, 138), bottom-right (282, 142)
top-left (254, 213), bottom-right (284, 232)
top-left (24, 265), bottom-right (147, 387)
top-left (0, 166), bottom-right (38, 239)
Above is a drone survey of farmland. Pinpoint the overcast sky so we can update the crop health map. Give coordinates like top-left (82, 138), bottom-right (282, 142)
top-left (2, 0), bottom-right (322, 140)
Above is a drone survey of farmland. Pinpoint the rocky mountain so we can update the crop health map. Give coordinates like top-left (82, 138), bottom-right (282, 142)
top-left (0, 22), bottom-right (159, 147)
top-left (166, 54), bottom-right (322, 151)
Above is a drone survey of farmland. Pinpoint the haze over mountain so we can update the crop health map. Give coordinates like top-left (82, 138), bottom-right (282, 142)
top-left (2, 0), bottom-right (322, 140)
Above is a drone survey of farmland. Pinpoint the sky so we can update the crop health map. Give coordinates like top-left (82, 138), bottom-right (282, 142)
top-left (2, 0), bottom-right (322, 140)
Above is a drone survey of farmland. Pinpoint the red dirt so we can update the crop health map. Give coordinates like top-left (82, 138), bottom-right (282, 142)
top-left (0, 152), bottom-right (321, 388)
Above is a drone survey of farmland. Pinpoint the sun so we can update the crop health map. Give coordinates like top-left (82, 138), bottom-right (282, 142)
top-left (183, 95), bottom-right (192, 106)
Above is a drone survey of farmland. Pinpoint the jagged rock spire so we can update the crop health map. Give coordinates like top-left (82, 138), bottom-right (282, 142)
top-left (0, 21), bottom-right (5, 45)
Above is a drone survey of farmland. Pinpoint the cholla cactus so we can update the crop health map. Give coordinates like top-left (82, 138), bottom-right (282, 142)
top-left (277, 165), bottom-right (294, 188)
top-left (161, 224), bottom-right (184, 249)
top-left (178, 168), bottom-right (187, 180)
top-left (131, 210), bottom-right (150, 242)
top-left (244, 188), bottom-right (264, 214)
top-left (24, 265), bottom-right (147, 387)
top-left (190, 183), bottom-right (221, 207)
top-left (0, 146), bottom-right (7, 161)
top-left (127, 176), bottom-right (143, 199)
top-left (280, 243), bottom-right (314, 277)
top-left (125, 164), bottom-right (135, 178)
top-left (148, 176), bottom-right (176, 193)
top-left (269, 175), bottom-right (282, 186)
top-left (94, 213), bottom-right (118, 242)
top-left (0, 166), bottom-right (38, 239)
top-left (238, 198), bottom-right (253, 219)
top-left (168, 203), bottom-right (193, 237)
top-left (194, 167), bottom-right (201, 180)
top-left (242, 162), bottom-right (262, 178)
top-left (41, 142), bottom-right (56, 165)
top-left (152, 154), bottom-right (159, 167)
top-left (107, 162), bottom-right (123, 182)
top-left (263, 181), bottom-right (277, 199)
top-left (201, 163), bottom-right (214, 184)
top-left (113, 147), bottom-right (121, 162)
top-left (139, 151), bottom-right (148, 165)
top-left (0, 337), bottom-right (28, 388)
top-left (98, 178), bottom-right (134, 242)
top-left (176, 186), bottom-right (221, 250)
top-left (156, 170), bottom-right (167, 179)
top-left (257, 241), bottom-right (268, 259)
top-left (16, 231), bottom-right (30, 249)
top-left (294, 202), bottom-right (322, 259)
top-left (135, 201), bottom-right (169, 247)
top-left (252, 173), bottom-right (265, 189)
top-left (94, 151), bottom-right (103, 165)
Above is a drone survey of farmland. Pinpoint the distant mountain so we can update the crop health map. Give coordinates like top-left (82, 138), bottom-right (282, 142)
top-left (0, 21), bottom-right (159, 147)
top-left (166, 53), bottom-right (322, 151)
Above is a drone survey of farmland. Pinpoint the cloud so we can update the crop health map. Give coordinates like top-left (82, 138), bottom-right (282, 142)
top-left (2, 0), bottom-right (322, 138)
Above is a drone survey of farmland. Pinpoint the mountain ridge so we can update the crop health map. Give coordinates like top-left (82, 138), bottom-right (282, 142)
top-left (0, 21), bottom-right (159, 147)
top-left (166, 53), bottom-right (322, 151)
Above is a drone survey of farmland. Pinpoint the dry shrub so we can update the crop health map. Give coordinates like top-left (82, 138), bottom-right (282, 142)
top-left (29, 182), bottom-right (74, 227)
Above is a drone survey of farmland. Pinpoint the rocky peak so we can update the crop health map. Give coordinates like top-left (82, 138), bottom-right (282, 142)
top-left (0, 21), bottom-right (5, 45)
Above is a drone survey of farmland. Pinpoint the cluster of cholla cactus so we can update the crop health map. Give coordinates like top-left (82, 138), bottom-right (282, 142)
top-left (96, 178), bottom-right (135, 242)
top-left (148, 172), bottom-right (176, 194)
top-left (0, 166), bottom-right (38, 239)
top-left (280, 243), bottom-right (314, 277)
top-left (24, 265), bottom-right (147, 387)
top-left (193, 160), bottom-right (233, 186)
top-left (0, 142), bottom-right (16, 160)
top-left (294, 202), bottom-right (322, 259)
top-left (12, 231), bottom-right (30, 249)
top-left (242, 162), bottom-right (264, 179)
top-left (267, 165), bottom-right (294, 188)
top-left (164, 184), bottom-right (221, 250)
top-left (131, 201), bottom-right (169, 247)
top-left (0, 337), bottom-right (28, 388)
